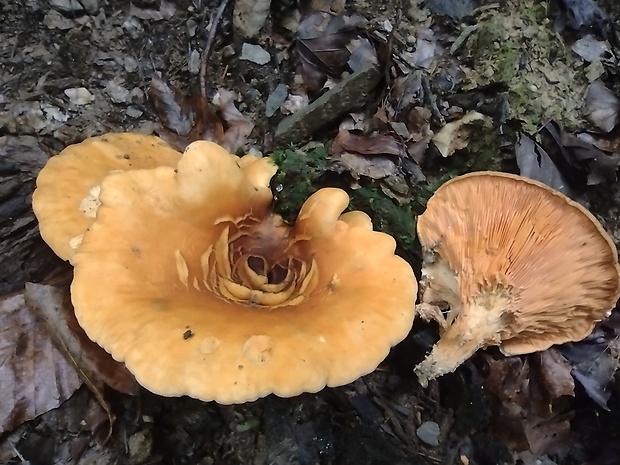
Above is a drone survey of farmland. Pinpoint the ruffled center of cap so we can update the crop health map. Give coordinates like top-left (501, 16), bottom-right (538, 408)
top-left (175, 214), bottom-right (317, 308)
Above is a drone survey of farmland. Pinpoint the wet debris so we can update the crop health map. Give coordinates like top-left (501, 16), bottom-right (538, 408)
top-left (275, 64), bottom-right (382, 144)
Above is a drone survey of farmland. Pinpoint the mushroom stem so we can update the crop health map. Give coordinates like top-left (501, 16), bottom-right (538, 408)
top-left (414, 295), bottom-right (509, 387)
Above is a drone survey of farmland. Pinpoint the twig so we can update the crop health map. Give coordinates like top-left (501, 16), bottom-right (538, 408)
top-left (199, 0), bottom-right (232, 98)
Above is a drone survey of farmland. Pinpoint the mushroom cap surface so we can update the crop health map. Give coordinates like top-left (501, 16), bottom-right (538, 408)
top-left (33, 133), bottom-right (182, 261)
top-left (71, 141), bottom-right (417, 403)
top-left (415, 172), bottom-right (620, 384)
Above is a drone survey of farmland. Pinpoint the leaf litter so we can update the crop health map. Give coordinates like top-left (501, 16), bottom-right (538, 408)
top-left (4, 0), bottom-right (620, 463)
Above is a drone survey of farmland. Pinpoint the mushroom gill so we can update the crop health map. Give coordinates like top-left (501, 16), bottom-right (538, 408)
top-left (414, 172), bottom-right (620, 387)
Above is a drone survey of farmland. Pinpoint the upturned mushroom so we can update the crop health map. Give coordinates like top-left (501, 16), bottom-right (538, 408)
top-left (32, 133), bottom-right (182, 261)
top-left (414, 171), bottom-right (620, 386)
top-left (68, 140), bottom-right (417, 403)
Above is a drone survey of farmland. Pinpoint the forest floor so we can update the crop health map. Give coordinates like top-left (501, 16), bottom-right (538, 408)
top-left (1, 0), bottom-right (620, 464)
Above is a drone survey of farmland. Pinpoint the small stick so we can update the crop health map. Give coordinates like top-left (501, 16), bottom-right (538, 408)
top-left (200, 0), bottom-right (232, 98)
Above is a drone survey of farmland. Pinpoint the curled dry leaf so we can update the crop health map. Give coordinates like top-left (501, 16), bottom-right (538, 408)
top-left (148, 74), bottom-right (224, 151)
top-left (431, 111), bottom-right (486, 157)
top-left (0, 292), bottom-right (82, 434)
top-left (214, 88), bottom-right (255, 153)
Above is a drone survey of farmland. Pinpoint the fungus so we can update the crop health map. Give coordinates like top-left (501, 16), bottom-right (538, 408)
top-left (70, 140), bottom-right (417, 403)
top-left (414, 171), bottom-right (620, 386)
top-left (32, 133), bottom-right (182, 261)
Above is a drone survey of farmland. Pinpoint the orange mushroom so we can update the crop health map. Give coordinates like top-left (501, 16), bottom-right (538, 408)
top-left (414, 172), bottom-right (620, 386)
top-left (32, 133), bottom-right (182, 261)
top-left (70, 140), bottom-right (417, 403)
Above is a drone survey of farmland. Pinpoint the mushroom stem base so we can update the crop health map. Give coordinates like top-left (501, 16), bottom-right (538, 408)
top-left (414, 298), bottom-right (508, 387)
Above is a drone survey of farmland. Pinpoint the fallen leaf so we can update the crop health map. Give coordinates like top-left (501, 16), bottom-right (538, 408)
top-left (214, 88), bottom-right (255, 153)
top-left (515, 132), bottom-right (572, 196)
top-left (585, 80), bottom-right (619, 133)
top-left (559, 312), bottom-right (620, 409)
top-left (0, 292), bottom-right (82, 434)
top-left (542, 121), bottom-right (619, 185)
top-left (533, 349), bottom-right (575, 399)
top-left (432, 111), bottom-right (486, 157)
top-left (24, 283), bottom-right (139, 397)
top-left (331, 129), bottom-right (407, 157)
top-left (296, 10), bottom-right (371, 94)
top-left (148, 73), bottom-right (224, 151)
top-left (481, 354), bottom-right (574, 456)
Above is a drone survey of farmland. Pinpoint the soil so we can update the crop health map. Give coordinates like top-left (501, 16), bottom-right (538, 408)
top-left (1, 1), bottom-right (620, 464)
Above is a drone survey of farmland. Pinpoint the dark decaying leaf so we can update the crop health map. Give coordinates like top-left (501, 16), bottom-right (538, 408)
top-left (24, 283), bottom-right (139, 397)
top-left (296, 10), bottom-right (374, 94)
top-left (515, 132), bottom-right (572, 195)
top-left (330, 129), bottom-right (407, 180)
top-left (558, 0), bottom-right (608, 29)
top-left (331, 129), bottom-right (407, 157)
top-left (481, 353), bottom-right (574, 456)
top-left (585, 80), bottom-right (619, 133)
top-left (148, 74), bottom-right (224, 151)
top-left (148, 75), bottom-right (254, 153)
top-left (542, 121), bottom-right (620, 185)
top-left (559, 312), bottom-right (620, 410)
top-left (0, 292), bottom-right (82, 434)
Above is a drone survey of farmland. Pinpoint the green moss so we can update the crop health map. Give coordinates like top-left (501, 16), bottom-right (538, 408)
top-left (461, 0), bottom-right (585, 133)
top-left (270, 145), bottom-right (329, 223)
top-left (269, 146), bottom-right (419, 255)
top-left (349, 188), bottom-right (418, 254)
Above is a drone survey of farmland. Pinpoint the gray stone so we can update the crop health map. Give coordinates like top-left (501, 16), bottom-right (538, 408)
top-left (50, 0), bottom-right (98, 14)
top-left (416, 421), bottom-right (440, 447)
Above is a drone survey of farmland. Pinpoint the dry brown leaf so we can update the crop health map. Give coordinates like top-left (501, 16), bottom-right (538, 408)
top-left (148, 74), bottom-right (224, 151)
top-left (533, 349), bottom-right (575, 399)
top-left (330, 129), bottom-right (406, 179)
top-left (331, 129), bottom-right (407, 157)
top-left (481, 354), bottom-right (574, 456)
top-left (214, 88), bottom-right (255, 153)
top-left (432, 111), bottom-right (486, 157)
top-left (296, 10), bottom-right (371, 94)
top-left (0, 292), bottom-right (82, 434)
top-left (24, 283), bottom-right (139, 397)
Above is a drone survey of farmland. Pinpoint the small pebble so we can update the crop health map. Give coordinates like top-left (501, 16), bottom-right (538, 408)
top-left (64, 87), bottom-right (95, 105)
top-left (240, 43), bottom-right (271, 65)
top-left (416, 421), bottom-right (440, 447)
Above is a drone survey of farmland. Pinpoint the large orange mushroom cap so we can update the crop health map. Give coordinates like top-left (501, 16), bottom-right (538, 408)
top-left (70, 140), bottom-right (417, 404)
top-left (32, 133), bottom-right (182, 261)
top-left (414, 171), bottom-right (620, 386)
